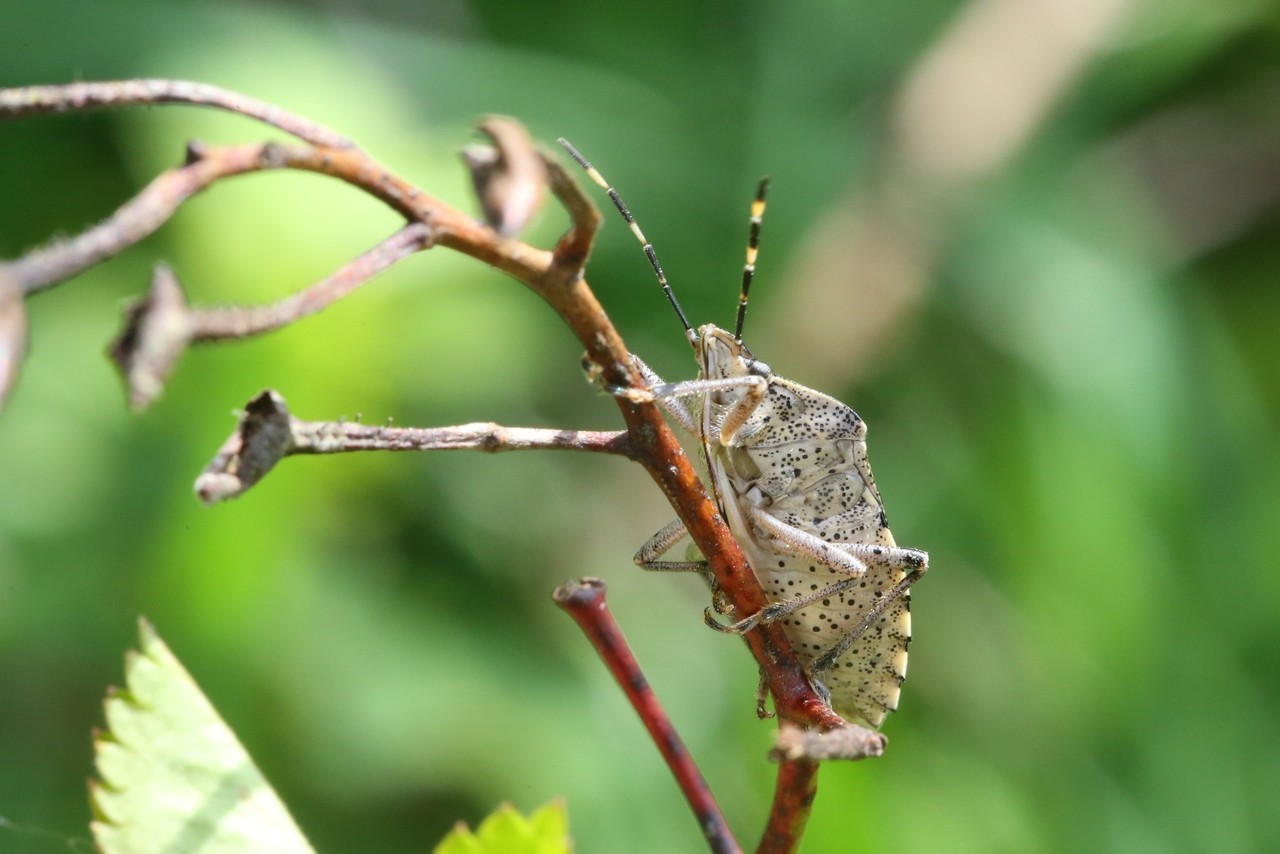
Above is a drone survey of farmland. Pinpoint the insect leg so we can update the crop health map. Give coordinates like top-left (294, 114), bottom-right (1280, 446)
top-left (714, 375), bottom-right (769, 446)
top-left (625, 355), bottom-right (700, 434)
top-left (634, 517), bottom-right (709, 572)
top-left (618, 367), bottom-right (771, 447)
top-left (809, 566), bottom-right (926, 678)
top-left (614, 368), bottom-right (762, 437)
top-left (753, 510), bottom-right (928, 576)
top-left (709, 509), bottom-right (928, 634)
top-left (755, 667), bottom-right (774, 719)
top-left (830, 542), bottom-right (928, 571)
top-left (706, 574), bottom-right (863, 634)
top-left (749, 508), bottom-right (871, 579)
top-left (603, 354), bottom-right (736, 436)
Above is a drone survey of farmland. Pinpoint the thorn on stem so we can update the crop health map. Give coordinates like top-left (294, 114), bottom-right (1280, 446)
top-left (184, 140), bottom-right (208, 165)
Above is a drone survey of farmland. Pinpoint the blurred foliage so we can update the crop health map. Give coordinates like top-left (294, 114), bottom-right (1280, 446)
top-left (2, 0), bottom-right (1279, 852)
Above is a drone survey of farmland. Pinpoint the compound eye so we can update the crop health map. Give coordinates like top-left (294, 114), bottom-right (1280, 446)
top-left (749, 359), bottom-right (772, 378)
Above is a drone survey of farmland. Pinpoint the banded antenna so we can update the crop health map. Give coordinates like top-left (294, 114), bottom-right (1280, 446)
top-left (735, 177), bottom-right (769, 344)
top-left (558, 138), bottom-right (697, 346)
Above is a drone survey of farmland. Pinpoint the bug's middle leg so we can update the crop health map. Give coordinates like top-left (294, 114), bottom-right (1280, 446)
top-left (707, 508), bottom-right (927, 634)
top-left (634, 517), bottom-right (710, 572)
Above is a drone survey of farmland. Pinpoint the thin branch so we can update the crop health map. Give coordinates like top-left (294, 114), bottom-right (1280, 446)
top-left (2, 84), bottom-right (856, 846)
top-left (189, 223), bottom-right (433, 340)
top-left (554, 578), bottom-right (741, 854)
top-left (755, 759), bottom-right (819, 854)
top-left (2, 135), bottom-right (527, 298)
top-left (7, 142), bottom-right (285, 295)
top-left (0, 79), bottom-right (355, 149)
top-left (106, 224), bottom-right (435, 410)
top-left (770, 722), bottom-right (887, 763)
top-left (194, 389), bottom-right (633, 504)
top-left (288, 418), bottom-right (631, 457)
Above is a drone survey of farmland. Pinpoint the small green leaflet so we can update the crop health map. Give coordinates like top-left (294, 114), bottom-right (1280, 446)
top-left (434, 801), bottom-right (572, 854)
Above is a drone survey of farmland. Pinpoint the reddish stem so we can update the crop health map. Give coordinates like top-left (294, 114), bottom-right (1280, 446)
top-left (554, 578), bottom-right (741, 854)
top-left (755, 759), bottom-right (818, 854)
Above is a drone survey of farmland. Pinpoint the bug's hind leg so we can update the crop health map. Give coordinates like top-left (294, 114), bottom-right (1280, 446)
top-left (808, 566), bottom-right (926, 678)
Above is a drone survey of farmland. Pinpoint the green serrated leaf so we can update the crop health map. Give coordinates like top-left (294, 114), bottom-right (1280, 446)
top-left (525, 801), bottom-right (569, 848)
top-left (433, 800), bottom-right (571, 854)
top-left (90, 618), bottom-right (314, 854)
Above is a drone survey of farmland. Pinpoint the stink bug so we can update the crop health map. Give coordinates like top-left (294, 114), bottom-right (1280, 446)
top-left (560, 140), bottom-right (928, 729)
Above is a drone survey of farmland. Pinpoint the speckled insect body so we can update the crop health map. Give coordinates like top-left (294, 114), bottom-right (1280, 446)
top-left (559, 139), bottom-right (928, 728)
top-left (670, 327), bottom-right (927, 728)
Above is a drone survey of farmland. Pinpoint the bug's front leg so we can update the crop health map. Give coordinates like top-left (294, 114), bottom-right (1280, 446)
top-left (614, 353), bottom-right (771, 442)
top-left (712, 374), bottom-right (768, 447)
top-left (604, 354), bottom-right (705, 434)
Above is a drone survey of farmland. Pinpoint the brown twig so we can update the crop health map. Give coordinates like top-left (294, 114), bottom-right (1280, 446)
top-left (1, 80), bottom-right (862, 851)
top-left (0, 79), bottom-right (355, 149)
top-left (7, 142), bottom-right (298, 296)
top-left (541, 149), bottom-right (603, 275)
top-left (190, 223), bottom-right (434, 340)
top-left (106, 225), bottom-right (435, 410)
top-left (554, 578), bottom-right (741, 854)
top-left (194, 389), bottom-right (634, 504)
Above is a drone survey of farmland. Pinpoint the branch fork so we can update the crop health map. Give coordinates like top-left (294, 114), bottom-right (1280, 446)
top-left (1, 78), bottom-right (884, 853)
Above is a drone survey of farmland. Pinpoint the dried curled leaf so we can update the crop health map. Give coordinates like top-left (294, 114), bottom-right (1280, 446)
top-left (194, 390), bottom-right (297, 504)
top-left (461, 116), bottom-right (548, 238)
top-left (107, 263), bottom-right (193, 411)
top-left (91, 618), bottom-right (314, 854)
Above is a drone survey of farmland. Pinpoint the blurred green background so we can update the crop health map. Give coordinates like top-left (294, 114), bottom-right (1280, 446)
top-left (3, 0), bottom-right (1279, 851)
